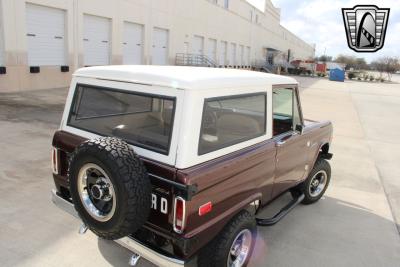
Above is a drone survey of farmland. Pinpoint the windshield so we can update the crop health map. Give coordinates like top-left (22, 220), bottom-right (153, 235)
top-left (68, 84), bottom-right (175, 154)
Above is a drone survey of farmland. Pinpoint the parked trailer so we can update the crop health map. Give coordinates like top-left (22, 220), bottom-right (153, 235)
top-left (288, 60), bottom-right (315, 75)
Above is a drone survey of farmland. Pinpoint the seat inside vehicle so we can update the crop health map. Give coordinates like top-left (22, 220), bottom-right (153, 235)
top-left (199, 108), bottom-right (264, 154)
top-left (273, 114), bottom-right (293, 136)
top-left (217, 114), bottom-right (261, 142)
top-left (71, 110), bottom-right (173, 153)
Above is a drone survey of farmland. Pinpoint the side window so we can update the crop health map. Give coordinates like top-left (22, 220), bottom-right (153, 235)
top-left (198, 93), bottom-right (266, 155)
top-left (273, 87), bottom-right (302, 136)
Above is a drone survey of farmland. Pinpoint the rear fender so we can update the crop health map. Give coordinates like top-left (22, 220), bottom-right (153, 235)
top-left (182, 193), bottom-right (261, 256)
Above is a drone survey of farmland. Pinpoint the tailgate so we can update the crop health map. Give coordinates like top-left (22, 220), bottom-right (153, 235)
top-left (142, 161), bottom-right (198, 233)
top-left (146, 173), bottom-right (174, 231)
top-left (142, 159), bottom-right (195, 232)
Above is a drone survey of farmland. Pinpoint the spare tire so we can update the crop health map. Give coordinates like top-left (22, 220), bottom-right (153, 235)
top-left (68, 137), bottom-right (151, 240)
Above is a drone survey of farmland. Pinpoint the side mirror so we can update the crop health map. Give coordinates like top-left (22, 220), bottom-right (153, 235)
top-left (295, 124), bottom-right (304, 134)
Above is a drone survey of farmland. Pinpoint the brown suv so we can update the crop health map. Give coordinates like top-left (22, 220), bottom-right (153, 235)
top-left (51, 66), bottom-right (333, 267)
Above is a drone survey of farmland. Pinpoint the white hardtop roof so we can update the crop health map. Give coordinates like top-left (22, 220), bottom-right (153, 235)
top-left (73, 65), bottom-right (298, 90)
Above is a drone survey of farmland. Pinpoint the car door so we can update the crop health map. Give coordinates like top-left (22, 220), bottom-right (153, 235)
top-left (271, 86), bottom-right (309, 198)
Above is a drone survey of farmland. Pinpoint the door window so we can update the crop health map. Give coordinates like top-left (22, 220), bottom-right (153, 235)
top-left (273, 87), bottom-right (302, 136)
top-left (293, 90), bottom-right (302, 129)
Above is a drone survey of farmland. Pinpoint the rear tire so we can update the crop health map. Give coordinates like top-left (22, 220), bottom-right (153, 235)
top-left (198, 210), bottom-right (257, 267)
top-left (291, 158), bottom-right (331, 204)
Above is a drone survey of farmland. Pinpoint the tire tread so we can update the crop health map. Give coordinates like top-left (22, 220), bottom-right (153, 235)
top-left (68, 137), bottom-right (151, 240)
top-left (198, 210), bottom-right (256, 267)
top-left (293, 158), bottom-right (331, 205)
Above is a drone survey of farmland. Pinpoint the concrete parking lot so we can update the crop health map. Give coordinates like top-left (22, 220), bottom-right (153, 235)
top-left (1, 76), bottom-right (399, 267)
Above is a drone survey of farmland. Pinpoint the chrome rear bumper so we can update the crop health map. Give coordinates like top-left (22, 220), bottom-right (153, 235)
top-left (51, 189), bottom-right (186, 267)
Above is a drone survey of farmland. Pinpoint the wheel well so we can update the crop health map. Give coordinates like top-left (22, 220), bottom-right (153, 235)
top-left (320, 143), bottom-right (329, 155)
top-left (247, 199), bottom-right (260, 215)
top-left (318, 143), bottom-right (332, 160)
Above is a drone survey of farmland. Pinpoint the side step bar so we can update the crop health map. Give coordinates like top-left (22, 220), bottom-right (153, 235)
top-left (256, 194), bottom-right (305, 226)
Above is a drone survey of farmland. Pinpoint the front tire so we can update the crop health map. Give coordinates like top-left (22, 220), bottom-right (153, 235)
top-left (291, 158), bottom-right (331, 204)
top-left (198, 210), bottom-right (257, 267)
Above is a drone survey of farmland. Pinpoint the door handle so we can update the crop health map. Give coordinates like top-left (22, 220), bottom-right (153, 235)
top-left (276, 131), bottom-right (299, 147)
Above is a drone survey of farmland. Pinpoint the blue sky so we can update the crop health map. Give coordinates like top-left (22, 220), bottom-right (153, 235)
top-left (248, 0), bottom-right (400, 62)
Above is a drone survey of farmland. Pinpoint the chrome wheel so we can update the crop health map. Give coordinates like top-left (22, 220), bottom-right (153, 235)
top-left (227, 229), bottom-right (252, 267)
top-left (77, 163), bottom-right (116, 222)
top-left (309, 170), bottom-right (327, 197)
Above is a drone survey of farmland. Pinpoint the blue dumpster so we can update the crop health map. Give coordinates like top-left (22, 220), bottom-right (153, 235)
top-left (329, 68), bottom-right (345, 82)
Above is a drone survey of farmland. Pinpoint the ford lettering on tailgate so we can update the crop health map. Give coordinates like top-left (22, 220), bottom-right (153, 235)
top-left (151, 192), bottom-right (168, 214)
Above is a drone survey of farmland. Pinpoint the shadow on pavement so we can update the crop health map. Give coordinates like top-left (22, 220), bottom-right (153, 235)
top-left (250, 193), bottom-right (400, 267)
top-left (96, 193), bottom-right (400, 267)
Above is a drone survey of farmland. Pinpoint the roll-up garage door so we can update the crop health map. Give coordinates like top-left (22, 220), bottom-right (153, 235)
top-left (245, 46), bottom-right (250, 65)
top-left (230, 43), bottom-right (236, 65)
top-left (220, 41), bottom-right (227, 66)
top-left (26, 4), bottom-right (66, 66)
top-left (152, 28), bottom-right (168, 65)
top-left (0, 2), bottom-right (4, 67)
top-left (123, 22), bottom-right (143, 65)
top-left (239, 45), bottom-right (244, 66)
top-left (208, 38), bottom-right (217, 63)
top-left (193, 35), bottom-right (204, 55)
top-left (83, 15), bottom-right (111, 66)
top-left (0, 24), bottom-right (4, 66)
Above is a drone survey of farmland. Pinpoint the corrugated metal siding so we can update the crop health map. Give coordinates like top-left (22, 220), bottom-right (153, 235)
top-left (123, 22), bottom-right (143, 65)
top-left (83, 15), bottom-right (111, 66)
top-left (26, 4), bottom-right (66, 66)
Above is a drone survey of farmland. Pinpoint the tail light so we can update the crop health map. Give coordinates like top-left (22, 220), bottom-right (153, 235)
top-left (173, 197), bottom-right (186, 233)
top-left (51, 147), bottom-right (59, 174)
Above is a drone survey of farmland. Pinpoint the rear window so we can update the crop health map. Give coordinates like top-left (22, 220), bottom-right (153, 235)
top-left (198, 93), bottom-right (266, 155)
top-left (68, 84), bottom-right (175, 154)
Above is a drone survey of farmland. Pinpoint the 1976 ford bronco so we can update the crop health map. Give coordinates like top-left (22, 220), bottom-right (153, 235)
top-left (51, 65), bottom-right (333, 267)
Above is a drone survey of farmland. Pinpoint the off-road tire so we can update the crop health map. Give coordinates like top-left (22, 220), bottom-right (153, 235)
top-left (198, 210), bottom-right (257, 267)
top-left (68, 137), bottom-right (151, 240)
top-left (291, 158), bottom-right (331, 204)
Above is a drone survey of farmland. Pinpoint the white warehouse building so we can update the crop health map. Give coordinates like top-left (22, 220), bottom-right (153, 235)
top-left (0, 0), bottom-right (315, 92)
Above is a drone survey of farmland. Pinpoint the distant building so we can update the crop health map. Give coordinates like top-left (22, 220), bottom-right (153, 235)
top-left (0, 0), bottom-right (314, 92)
